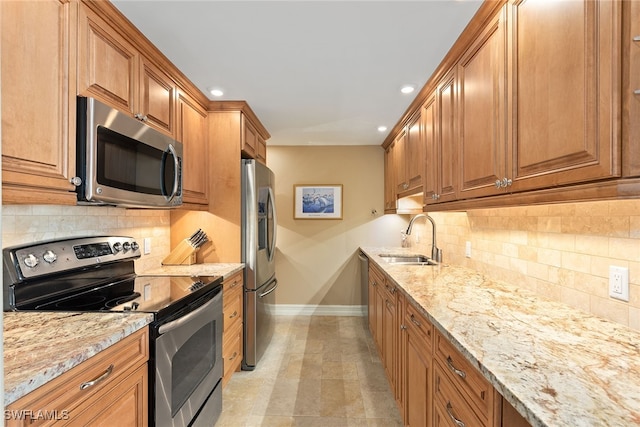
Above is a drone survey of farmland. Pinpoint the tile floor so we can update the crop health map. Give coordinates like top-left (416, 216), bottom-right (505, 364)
top-left (216, 315), bottom-right (403, 426)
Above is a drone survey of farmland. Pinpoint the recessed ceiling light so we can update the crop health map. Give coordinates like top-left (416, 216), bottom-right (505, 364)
top-left (400, 85), bottom-right (415, 94)
top-left (209, 88), bottom-right (224, 97)
top-left (377, 126), bottom-right (388, 132)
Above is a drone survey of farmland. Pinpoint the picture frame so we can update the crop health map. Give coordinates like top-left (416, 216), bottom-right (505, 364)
top-left (293, 185), bottom-right (343, 219)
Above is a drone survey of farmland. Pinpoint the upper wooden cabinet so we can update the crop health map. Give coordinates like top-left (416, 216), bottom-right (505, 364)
top-left (384, 144), bottom-right (397, 212)
top-left (423, 69), bottom-right (458, 206)
top-left (1, 0), bottom-right (78, 205)
top-left (509, 0), bottom-right (622, 191)
top-left (392, 112), bottom-right (424, 197)
top-left (78, 3), bottom-right (176, 137)
top-left (384, 0), bottom-right (632, 211)
top-left (209, 101), bottom-right (271, 166)
top-left (457, 5), bottom-right (508, 200)
top-left (623, 0), bottom-right (640, 177)
top-left (177, 90), bottom-right (209, 206)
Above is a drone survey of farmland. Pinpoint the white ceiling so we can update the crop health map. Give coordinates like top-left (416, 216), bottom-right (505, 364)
top-left (112, 1), bottom-right (483, 146)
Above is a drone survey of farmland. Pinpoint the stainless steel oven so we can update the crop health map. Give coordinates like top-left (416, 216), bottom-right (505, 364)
top-left (152, 283), bottom-right (223, 427)
top-left (3, 236), bottom-right (223, 427)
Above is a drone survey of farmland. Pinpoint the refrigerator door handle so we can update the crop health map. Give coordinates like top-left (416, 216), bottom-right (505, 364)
top-left (259, 278), bottom-right (278, 298)
top-left (268, 186), bottom-right (277, 262)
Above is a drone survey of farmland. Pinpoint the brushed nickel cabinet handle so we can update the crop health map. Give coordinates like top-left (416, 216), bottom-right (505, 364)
top-left (446, 401), bottom-right (466, 427)
top-left (633, 36), bottom-right (640, 42)
top-left (80, 364), bottom-right (114, 390)
top-left (229, 310), bottom-right (238, 319)
top-left (446, 356), bottom-right (467, 379)
top-left (410, 314), bottom-right (421, 327)
top-left (229, 351), bottom-right (238, 361)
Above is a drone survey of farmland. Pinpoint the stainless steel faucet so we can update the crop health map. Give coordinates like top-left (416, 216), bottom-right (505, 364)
top-left (406, 214), bottom-right (443, 263)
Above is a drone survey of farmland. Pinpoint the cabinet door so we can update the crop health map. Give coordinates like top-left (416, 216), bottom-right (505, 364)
top-left (241, 116), bottom-right (257, 158)
top-left (394, 129), bottom-right (408, 194)
top-left (510, 0), bottom-right (621, 190)
top-left (1, 0), bottom-right (77, 204)
top-left (404, 326), bottom-right (432, 427)
top-left (458, 6), bottom-right (508, 200)
top-left (384, 144), bottom-right (397, 212)
top-left (437, 70), bottom-right (458, 202)
top-left (78, 4), bottom-right (137, 115)
top-left (382, 285), bottom-right (398, 402)
top-left (139, 58), bottom-right (176, 136)
top-left (423, 92), bottom-right (439, 204)
top-left (623, 0), bottom-right (640, 177)
top-left (66, 364), bottom-right (148, 427)
top-left (177, 90), bottom-right (209, 205)
top-left (406, 111), bottom-right (424, 192)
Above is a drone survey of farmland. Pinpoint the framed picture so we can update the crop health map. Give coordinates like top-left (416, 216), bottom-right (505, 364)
top-left (294, 185), bottom-right (343, 219)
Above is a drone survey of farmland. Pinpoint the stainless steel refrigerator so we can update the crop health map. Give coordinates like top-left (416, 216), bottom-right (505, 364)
top-left (241, 159), bottom-right (278, 370)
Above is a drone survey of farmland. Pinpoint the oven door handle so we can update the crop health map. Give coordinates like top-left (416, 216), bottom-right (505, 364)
top-left (158, 293), bottom-right (219, 335)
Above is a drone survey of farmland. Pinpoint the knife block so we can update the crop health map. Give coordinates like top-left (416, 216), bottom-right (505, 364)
top-left (162, 239), bottom-right (198, 265)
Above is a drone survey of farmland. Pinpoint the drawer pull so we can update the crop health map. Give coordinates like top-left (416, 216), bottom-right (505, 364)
top-left (372, 281), bottom-right (377, 287)
top-left (410, 314), bottom-right (421, 327)
top-left (446, 401), bottom-right (466, 427)
top-left (229, 310), bottom-right (238, 319)
top-left (231, 280), bottom-right (241, 289)
top-left (446, 356), bottom-right (467, 379)
top-left (229, 351), bottom-right (238, 361)
top-left (80, 364), bottom-right (114, 390)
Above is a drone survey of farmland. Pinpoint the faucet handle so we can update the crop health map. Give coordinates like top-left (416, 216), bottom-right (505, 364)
top-left (432, 247), bottom-right (443, 263)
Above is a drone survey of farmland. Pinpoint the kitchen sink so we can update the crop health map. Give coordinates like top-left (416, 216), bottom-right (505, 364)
top-left (378, 254), bottom-right (437, 266)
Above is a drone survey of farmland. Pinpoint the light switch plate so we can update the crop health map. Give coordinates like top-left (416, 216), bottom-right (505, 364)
top-left (144, 237), bottom-right (151, 255)
top-left (465, 241), bottom-right (472, 258)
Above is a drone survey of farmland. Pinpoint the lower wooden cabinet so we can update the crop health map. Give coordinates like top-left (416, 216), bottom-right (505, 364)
top-left (6, 327), bottom-right (149, 427)
top-left (366, 259), bottom-right (533, 427)
top-left (222, 270), bottom-right (244, 387)
top-left (402, 300), bottom-right (433, 426)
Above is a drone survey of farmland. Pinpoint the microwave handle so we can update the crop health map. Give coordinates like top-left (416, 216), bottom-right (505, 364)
top-left (167, 144), bottom-right (180, 201)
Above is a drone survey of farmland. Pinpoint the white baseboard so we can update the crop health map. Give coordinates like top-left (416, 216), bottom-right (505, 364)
top-left (273, 304), bottom-right (367, 316)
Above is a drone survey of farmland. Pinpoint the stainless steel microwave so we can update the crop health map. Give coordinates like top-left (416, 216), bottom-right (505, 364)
top-left (74, 97), bottom-right (183, 208)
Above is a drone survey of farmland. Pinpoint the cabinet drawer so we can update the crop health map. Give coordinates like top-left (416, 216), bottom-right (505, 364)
top-left (6, 327), bottom-right (149, 427)
top-left (434, 361), bottom-right (486, 427)
top-left (405, 302), bottom-right (433, 349)
top-left (434, 330), bottom-right (494, 422)
top-left (223, 271), bottom-right (244, 294)
top-left (222, 321), bottom-right (243, 386)
top-left (223, 283), bottom-right (243, 333)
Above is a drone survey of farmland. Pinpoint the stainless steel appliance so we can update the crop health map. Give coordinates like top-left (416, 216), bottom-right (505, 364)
top-left (3, 236), bottom-right (222, 427)
top-left (74, 96), bottom-right (183, 208)
top-left (242, 159), bottom-right (278, 370)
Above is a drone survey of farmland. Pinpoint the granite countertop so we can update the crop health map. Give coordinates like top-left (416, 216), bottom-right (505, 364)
top-left (140, 262), bottom-right (244, 279)
top-left (4, 311), bottom-right (153, 406)
top-left (360, 247), bottom-right (640, 427)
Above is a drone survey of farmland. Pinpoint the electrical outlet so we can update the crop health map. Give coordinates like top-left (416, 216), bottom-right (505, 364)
top-left (609, 266), bottom-right (629, 302)
top-left (465, 241), bottom-right (472, 258)
top-left (144, 237), bottom-right (151, 255)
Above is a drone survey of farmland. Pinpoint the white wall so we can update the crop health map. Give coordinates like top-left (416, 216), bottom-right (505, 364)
top-left (268, 145), bottom-right (407, 311)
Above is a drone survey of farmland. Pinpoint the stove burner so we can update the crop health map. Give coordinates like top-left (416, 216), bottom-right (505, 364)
top-left (36, 295), bottom-right (107, 310)
top-left (105, 292), bottom-right (141, 308)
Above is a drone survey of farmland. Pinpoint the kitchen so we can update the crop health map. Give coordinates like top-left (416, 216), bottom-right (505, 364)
top-left (2, 0), bottom-right (640, 426)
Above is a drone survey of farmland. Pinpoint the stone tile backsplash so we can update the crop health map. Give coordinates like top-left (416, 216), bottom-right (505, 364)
top-left (408, 200), bottom-right (640, 331)
top-left (2, 205), bottom-right (171, 273)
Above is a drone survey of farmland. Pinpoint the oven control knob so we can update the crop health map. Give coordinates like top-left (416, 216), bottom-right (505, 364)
top-left (131, 241), bottom-right (139, 251)
top-left (43, 250), bottom-right (57, 264)
top-left (113, 242), bottom-right (122, 253)
top-left (123, 242), bottom-right (131, 251)
top-left (24, 254), bottom-right (39, 268)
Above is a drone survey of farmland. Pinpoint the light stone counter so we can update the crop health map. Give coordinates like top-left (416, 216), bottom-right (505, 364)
top-left (360, 247), bottom-right (640, 427)
top-left (140, 263), bottom-right (244, 280)
top-left (4, 311), bottom-right (153, 406)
